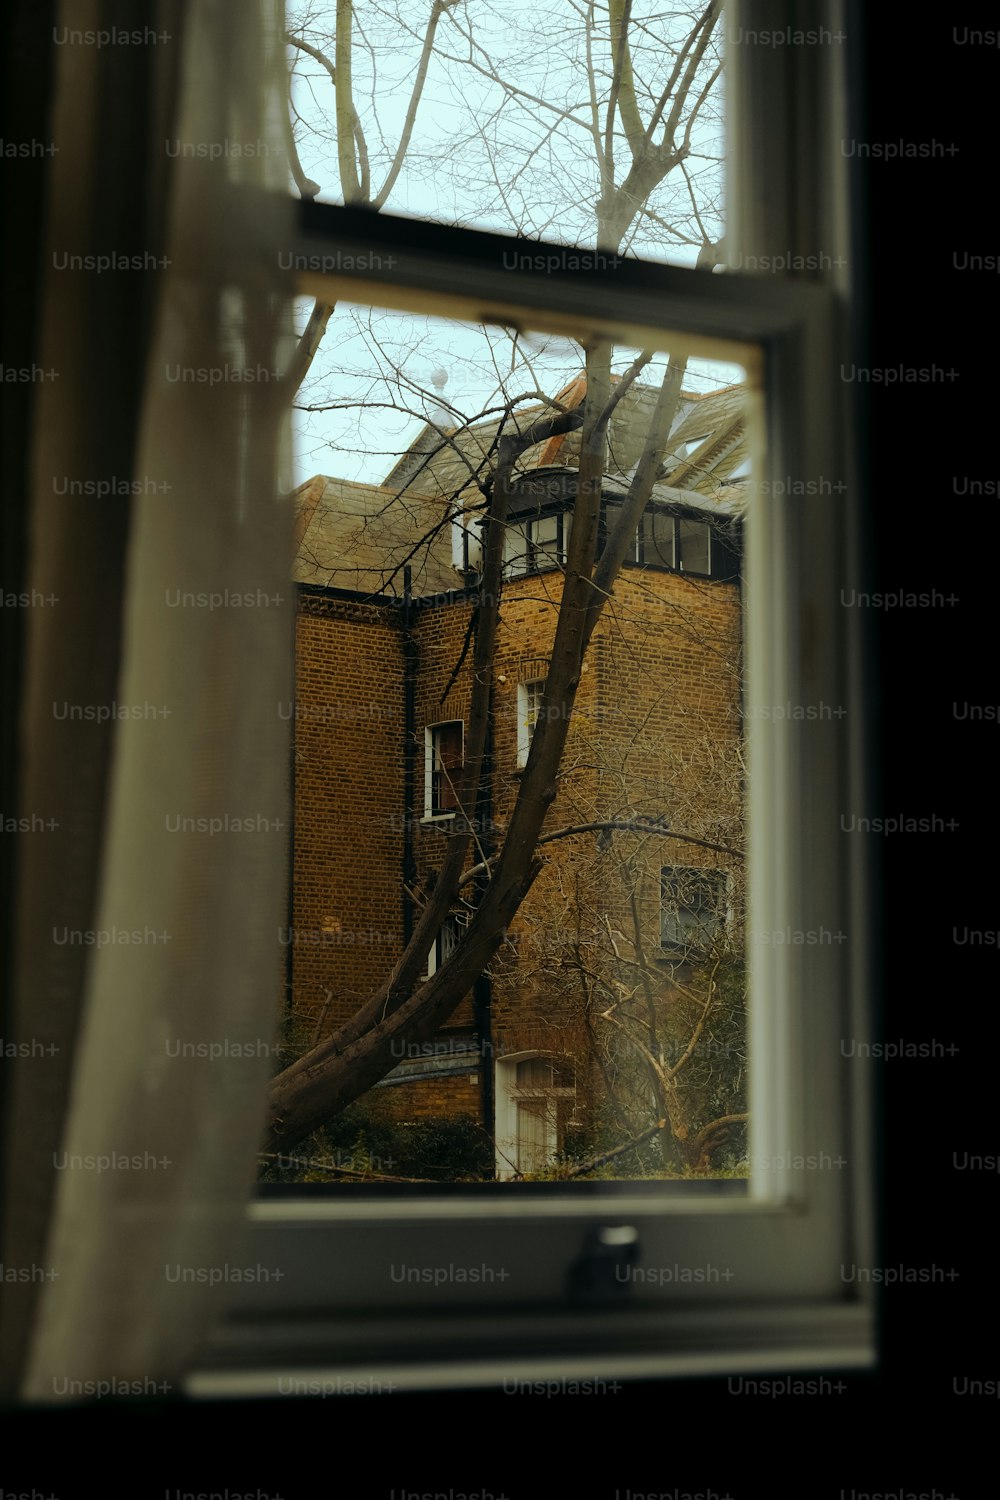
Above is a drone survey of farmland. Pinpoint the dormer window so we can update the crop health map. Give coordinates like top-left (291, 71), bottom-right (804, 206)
top-left (502, 508), bottom-right (572, 578)
top-left (625, 503), bottom-right (740, 580)
top-left (641, 511), bottom-right (713, 574)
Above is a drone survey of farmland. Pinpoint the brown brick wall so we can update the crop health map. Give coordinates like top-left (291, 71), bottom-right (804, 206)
top-left (288, 558), bottom-right (742, 1134)
top-left (289, 594), bottom-right (406, 1033)
top-left (482, 565), bottom-right (742, 1094)
top-left (373, 1075), bottom-right (482, 1122)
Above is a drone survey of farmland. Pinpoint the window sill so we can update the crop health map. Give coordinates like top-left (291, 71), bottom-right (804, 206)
top-left (187, 1297), bottom-right (874, 1398)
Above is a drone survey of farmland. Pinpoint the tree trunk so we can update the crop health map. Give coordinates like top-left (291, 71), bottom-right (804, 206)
top-left (265, 348), bottom-right (621, 1156)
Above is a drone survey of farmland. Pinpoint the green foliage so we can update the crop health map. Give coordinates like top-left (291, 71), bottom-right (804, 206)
top-left (260, 1090), bottom-right (494, 1183)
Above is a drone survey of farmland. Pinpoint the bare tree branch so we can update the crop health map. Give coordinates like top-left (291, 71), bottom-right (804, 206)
top-left (565, 1118), bottom-right (665, 1178)
top-left (458, 821), bottom-right (743, 888)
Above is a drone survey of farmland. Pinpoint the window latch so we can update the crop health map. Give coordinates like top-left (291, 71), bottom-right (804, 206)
top-left (566, 1224), bottom-right (639, 1303)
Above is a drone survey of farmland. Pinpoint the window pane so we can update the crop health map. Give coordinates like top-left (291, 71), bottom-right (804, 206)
top-left (645, 510), bottom-right (676, 568)
top-left (439, 915), bottom-right (461, 965)
top-left (433, 722), bottom-right (463, 813)
top-left (286, 2), bottom-right (726, 268)
top-left (504, 522), bottom-right (530, 579)
top-left (531, 512), bottom-right (560, 568)
top-left (517, 680), bottom-right (545, 768)
top-left (660, 867), bottom-right (728, 956)
top-left (279, 301), bottom-right (754, 1186)
top-left (678, 518), bottom-right (712, 576)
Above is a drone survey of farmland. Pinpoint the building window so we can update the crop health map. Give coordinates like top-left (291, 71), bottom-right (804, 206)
top-left (677, 517), bottom-right (712, 576)
top-left (660, 867), bottom-right (728, 958)
top-left (637, 511), bottom-right (714, 576)
top-left (12, 0), bottom-right (878, 1398)
top-left (425, 913), bottom-right (463, 977)
top-left (516, 680), bottom-right (546, 768)
top-left (495, 1054), bottom-right (577, 1178)
top-left (503, 510), bottom-right (571, 578)
top-left (424, 721), bottom-right (463, 817)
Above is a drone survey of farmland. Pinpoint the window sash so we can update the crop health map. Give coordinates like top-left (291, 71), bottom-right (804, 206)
top-left (213, 243), bottom-right (869, 1331)
top-left (425, 721), bottom-right (463, 817)
top-left (425, 914), bottom-right (462, 978)
top-left (503, 512), bottom-right (571, 579)
top-left (677, 518), bottom-right (712, 576)
top-left (645, 510), bottom-right (676, 569)
top-left (517, 680), bottom-right (545, 768)
top-left (660, 866), bottom-right (727, 956)
top-left (193, 0), bottom-right (873, 1388)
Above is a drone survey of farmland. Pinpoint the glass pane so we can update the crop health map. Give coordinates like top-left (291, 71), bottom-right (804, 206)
top-left (439, 917), bottom-right (460, 966)
top-left (678, 518), bottom-right (712, 575)
top-left (532, 512), bottom-right (560, 568)
top-left (516, 1100), bottom-right (552, 1174)
top-left (275, 301), bottom-right (754, 1186)
top-left (516, 680), bottom-right (546, 769)
top-left (433, 723), bottom-right (462, 812)
top-left (660, 867), bottom-right (728, 956)
top-left (646, 510), bottom-right (676, 568)
top-left (285, 2), bottom-right (727, 268)
top-left (516, 1057), bottom-right (553, 1089)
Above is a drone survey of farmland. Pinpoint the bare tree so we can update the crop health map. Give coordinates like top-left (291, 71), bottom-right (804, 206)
top-left (283, 0), bottom-right (460, 396)
top-left (266, 1), bottom-right (731, 1161)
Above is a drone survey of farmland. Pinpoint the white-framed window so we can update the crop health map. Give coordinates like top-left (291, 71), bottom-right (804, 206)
top-left (516, 679), bottom-right (546, 769)
top-left (503, 510), bottom-right (571, 578)
top-left (647, 511), bottom-right (712, 575)
top-left (423, 721), bottom-right (464, 819)
top-left (495, 1054), bottom-right (578, 1179)
top-left (644, 507), bottom-right (680, 569)
top-left (187, 0), bottom-right (875, 1396)
top-left (424, 913), bottom-right (463, 979)
top-left (660, 866), bottom-right (728, 958)
top-left (623, 503), bottom-right (740, 578)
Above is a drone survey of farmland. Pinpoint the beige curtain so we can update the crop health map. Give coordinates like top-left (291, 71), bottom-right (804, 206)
top-left (2, 0), bottom-right (294, 1400)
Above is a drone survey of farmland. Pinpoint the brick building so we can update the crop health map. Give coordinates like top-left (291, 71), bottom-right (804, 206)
top-left (286, 377), bottom-right (748, 1177)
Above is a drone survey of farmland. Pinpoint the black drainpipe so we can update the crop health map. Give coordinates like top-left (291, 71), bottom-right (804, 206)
top-left (401, 566), bottom-right (418, 945)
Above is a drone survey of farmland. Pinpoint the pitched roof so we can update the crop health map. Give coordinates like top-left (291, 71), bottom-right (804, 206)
top-left (293, 377), bottom-right (748, 597)
top-left (293, 476), bottom-right (457, 597)
top-left (381, 376), bottom-right (749, 505)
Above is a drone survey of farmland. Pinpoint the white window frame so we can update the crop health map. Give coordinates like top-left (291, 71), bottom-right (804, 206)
top-left (423, 720), bottom-right (464, 822)
top-left (503, 509), bottom-right (570, 579)
top-left (495, 1052), bottom-right (578, 1180)
top-left (189, 0), bottom-right (875, 1395)
top-left (516, 679), bottom-right (545, 769)
top-left (423, 912), bottom-right (463, 979)
top-left (659, 865), bottom-right (729, 958)
top-left (635, 509), bottom-right (716, 577)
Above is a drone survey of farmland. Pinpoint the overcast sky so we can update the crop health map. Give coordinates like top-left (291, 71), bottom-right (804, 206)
top-left (285, 1), bottom-right (740, 487)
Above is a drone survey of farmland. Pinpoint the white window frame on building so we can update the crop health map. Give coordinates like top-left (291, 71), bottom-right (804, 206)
top-left (660, 866), bottom-right (729, 959)
top-left (423, 720), bottom-right (464, 821)
top-left (189, 0), bottom-right (876, 1396)
top-left (424, 912), bottom-right (464, 979)
top-left (640, 511), bottom-right (713, 576)
top-left (495, 1053), bottom-right (578, 1180)
top-left (516, 679), bottom-right (546, 769)
top-left (503, 508), bottom-right (572, 579)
